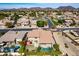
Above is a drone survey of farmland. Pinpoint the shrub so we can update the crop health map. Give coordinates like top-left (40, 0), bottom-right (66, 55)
top-left (50, 50), bottom-right (62, 56)
top-left (5, 22), bottom-right (14, 28)
top-left (37, 46), bottom-right (41, 52)
top-left (53, 44), bottom-right (59, 51)
top-left (0, 15), bottom-right (5, 20)
top-left (57, 19), bottom-right (65, 25)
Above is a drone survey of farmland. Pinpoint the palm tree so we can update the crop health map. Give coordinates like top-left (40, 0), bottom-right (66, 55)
top-left (18, 41), bottom-right (26, 56)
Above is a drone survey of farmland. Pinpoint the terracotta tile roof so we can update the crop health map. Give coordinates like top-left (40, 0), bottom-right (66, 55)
top-left (27, 29), bottom-right (53, 43)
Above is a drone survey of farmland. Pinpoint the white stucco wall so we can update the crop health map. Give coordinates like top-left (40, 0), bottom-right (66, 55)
top-left (39, 43), bottom-right (52, 48)
top-left (16, 38), bottom-right (22, 42)
top-left (28, 38), bottom-right (39, 47)
top-left (28, 38), bottom-right (53, 48)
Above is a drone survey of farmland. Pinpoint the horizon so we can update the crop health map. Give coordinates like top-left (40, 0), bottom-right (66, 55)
top-left (0, 3), bottom-right (79, 9)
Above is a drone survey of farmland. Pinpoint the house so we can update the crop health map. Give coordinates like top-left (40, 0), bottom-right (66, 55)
top-left (0, 31), bottom-right (18, 43)
top-left (2, 17), bottom-right (14, 24)
top-left (64, 12), bottom-right (73, 16)
top-left (0, 17), bottom-right (14, 28)
top-left (63, 12), bottom-right (74, 19)
top-left (30, 19), bottom-right (37, 28)
top-left (27, 29), bottom-right (55, 48)
top-left (0, 31), bottom-right (26, 43)
top-left (73, 19), bottom-right (79, 25)
top-left (0, 31), bottom-right (27, 53)
top-left (65, 19), bottom-right (73, 26)
top-left (0, 20), bottom-right (5, 28)
top-left (16, 31), bottom-right (26, 42)
top-left (17, 17), bottom-right (30, 27)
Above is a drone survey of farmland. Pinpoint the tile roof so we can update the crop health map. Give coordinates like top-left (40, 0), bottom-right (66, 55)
top-left (0, 31), bottom-right (26, 42)
top-left (27, 29), bottom-right (53, 43)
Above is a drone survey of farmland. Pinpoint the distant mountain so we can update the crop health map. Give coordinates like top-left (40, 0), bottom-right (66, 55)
top-left (0, 6), bottom-right (78, 11)
top-left (57, 6), bottom-right (76, 11)
top-left (76, 8), bottom-right (79, 11)
top-left (77, 8), bottom-right (79, 10)
top-left (29, 7), bottom-right (53, 11)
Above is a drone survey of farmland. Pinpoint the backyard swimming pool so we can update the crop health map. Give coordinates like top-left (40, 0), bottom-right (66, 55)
top-left (4, 47), bottom-right (10, 52)
top-left (41, 47), bottom-right (52, 52)
top-left (3, 46), bottom-right (20, 52)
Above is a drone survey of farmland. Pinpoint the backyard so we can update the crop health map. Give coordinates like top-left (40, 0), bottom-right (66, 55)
top-left (18, 43), bottom-right (62, 56)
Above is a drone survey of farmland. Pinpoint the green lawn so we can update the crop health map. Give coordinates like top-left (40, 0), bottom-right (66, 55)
top-left (51, 19), bottom-right (65, 27)
top-left (37, 20), bottom-right (47, 27)
top-left (50, 50), bottom-right (62, 56)
top-left (51, 19), bottom-right (59, 26)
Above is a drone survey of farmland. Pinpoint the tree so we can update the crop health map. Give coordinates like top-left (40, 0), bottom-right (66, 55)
top-left (19, 45), bottom-right (25, 55)
top-left (0, 15), bottom-right (5, 20)
top-left (58, 20), bottom-right (63, 24)
top-left (18, 41), bottom-right (26, 55)
top-left (58, 19), bottom-right (65, 24)
top-left (53, 44), bottom-right (59, 51)
top-left (37, 46), bottom-right (41, 52)
top-left (56, 12), bottom-right (62, 15)
top-left (5, 22), bottom-right (14, 28)
top-left (0, 13), bottom-right (9, 20)
top-left (29, 11), bottom-right (36, 17)
top-left (11, 13), bottom-right (21, 25)
top-left (70, 19), bottom-right (76, 26)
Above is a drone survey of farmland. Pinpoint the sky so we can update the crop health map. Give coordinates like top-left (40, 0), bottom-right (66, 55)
top-left (0, 3), bottom-right (79, 9)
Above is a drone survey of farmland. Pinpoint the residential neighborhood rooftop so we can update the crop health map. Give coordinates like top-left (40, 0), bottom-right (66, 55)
top-left (16, 31), bottom-right (26, 39)
top-left (0, 31), bottom-right (27, 43)
top-left (27, 29), bottom-right (54, 43)
top-left (17, 17), bottom-right (29, 23)
top-left (0, 31), bottom-right (17, 42)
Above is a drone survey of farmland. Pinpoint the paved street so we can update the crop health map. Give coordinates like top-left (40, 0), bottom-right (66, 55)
top-left (62, 34), bottom-right (79, 56)
top-left (53, 32), bottom-right (78, 56)
top-left (0, 27), bottom-right (79, 32)
top-left (44, 16), bottom-right (53, 28)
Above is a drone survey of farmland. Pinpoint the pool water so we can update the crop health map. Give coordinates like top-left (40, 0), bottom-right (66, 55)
top-left (14, 46), bottom-right (20, 52)
top-left (3, 46), bottom-right (20, 52)
top-left (41, 47), bottom-right (52, 52)
top-left (4, 47), bottom-right (10, 52)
